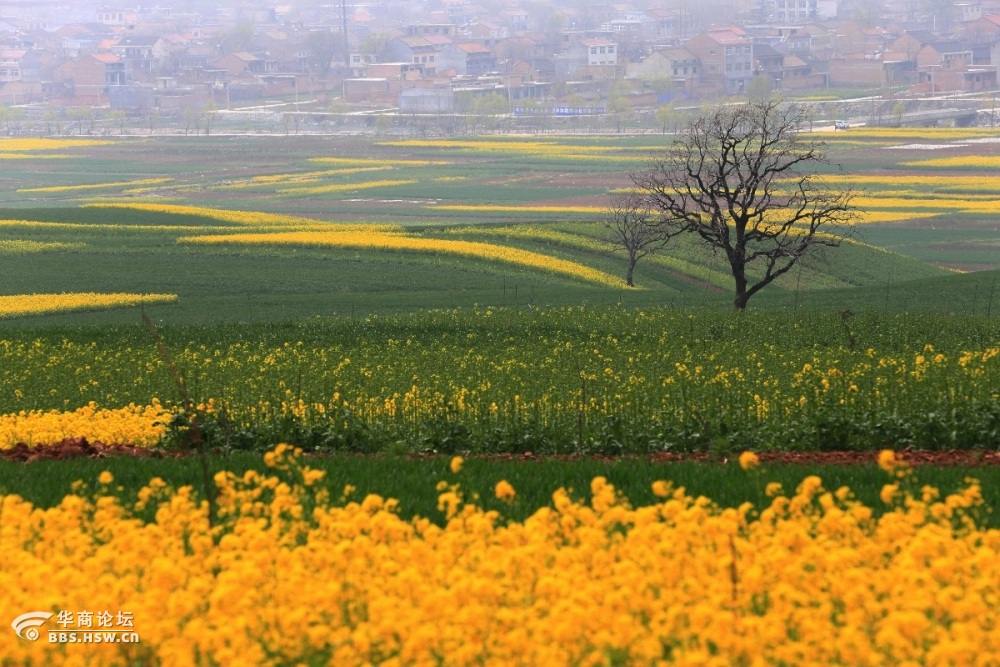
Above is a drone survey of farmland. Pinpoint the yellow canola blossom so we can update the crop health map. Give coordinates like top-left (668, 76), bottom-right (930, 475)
top-left (17, 178), bottom-right (172, 194)
top-left (0, 152), bottom-right (73, 159)
top-left (376, 139), bottom-right (644, 163)
top-left (0, 138), bottom-right (113, 151)
top-left (821, 126), bottom-right (995, 140)
top-left (850, 195), bottom-right (1000, 215)
top-left (430, 204), bottom-right (605, 214)
top-left (1, 446), bottom-right (998, 666)
top-left (901, 155), bottom-right (1000, 169)
top-left (0, 219), bottom-right (243, 233)
top-left (0, 401), bottom-right (170, 447)
top-left (278, 179), bottom-right (417, 195)
top-left (211, 167), bottom-right (391, 190)
top-left (816, 173), bottom-right (1000, 192)
top-left (440, 224), bottom-right (606, 251)
top-left (308, 157), bottom-right (450, 166)
top-left (81, 202), bottom-right (404, 234)
top-left (378, 139), bottom-right (620, 154)
top-left (0, 293), bottom-right (177, 319)
top-left (179, 231), bottom-right (630, 288)
top-left (851, 211), bottom-right (940, 224)
top-left (82, 203), bottom-right (318, 227)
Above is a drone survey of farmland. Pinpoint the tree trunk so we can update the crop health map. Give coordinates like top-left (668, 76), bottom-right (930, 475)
top-left (626, 260), bottom-right (635, 287)
top-left (732, 261), bottom-right (749, 310)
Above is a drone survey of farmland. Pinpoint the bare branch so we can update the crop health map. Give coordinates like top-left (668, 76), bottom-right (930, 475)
top-left (603, 191), bottom-right (685, 287)
top-left (630, 96), bottom-right (859, 309)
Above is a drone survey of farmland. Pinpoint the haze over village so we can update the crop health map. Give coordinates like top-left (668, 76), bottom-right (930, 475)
top-left (0, 0), bottom-right (994, 131)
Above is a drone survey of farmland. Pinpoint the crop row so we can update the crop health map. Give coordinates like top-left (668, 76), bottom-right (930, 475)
top-left (2, 308), bottom-right (998, 454)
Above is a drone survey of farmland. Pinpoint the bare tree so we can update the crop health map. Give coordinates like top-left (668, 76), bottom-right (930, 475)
top-left (632, 97), bottom-right (857, 309)
top-left (604, 192), bottom-right (682, 287)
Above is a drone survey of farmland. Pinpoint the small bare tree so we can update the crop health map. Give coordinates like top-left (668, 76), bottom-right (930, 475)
top-left (604, 191), bottom-right (682, 287)
top-left (632, 96), bottom-right (857, 309)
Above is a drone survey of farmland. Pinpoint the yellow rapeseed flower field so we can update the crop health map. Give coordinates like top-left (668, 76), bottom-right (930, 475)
top-left (308, 157), bottom-right (450, 166)
top-left (83, 203), bottom-right (313, 227)
top-left (0, 401), bottom-right (170, 447)
top-left (429, 204), bottom-right (605, 215)
top-left (817, 173), bottom-right (1000, 192)
top-left (0, 138), bottom-right (113, 151)
top-left (0, 445), bottom-right (997, 666)
top-left (211, 167), bottom-right (391, 190)
top-left (440, 224), bottom-right (606, 251)
top-left (179, 231), bottom-right (629, 288)
top-left (900, 155), bottom-right (1000, 169)
top-left (0, 152), bottom-right (73, 159)
top-left (823, 126), bottom-right (994, 140)
top-left (17, 178), bottom-right (172, 194)
top-left (0, 219), bottom-right (234, 233)
top-left (379, 139), bottom-right (618, 153)
top-left (278, 179), bottom-right (418, 195)
top-left (81, 203), bottom-right (405, 234)
top-left (0, 293), bottom-right (177, 318)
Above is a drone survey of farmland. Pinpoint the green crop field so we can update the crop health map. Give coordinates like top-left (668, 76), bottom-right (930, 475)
top-left (1, 129), bottom-right (1000, 458)
top-left (3, 452), bottom-right (999, 526)
top-left (3, 130), bottom-right (1000, 326)
top-left (0, 130), bottom-right (998, 455)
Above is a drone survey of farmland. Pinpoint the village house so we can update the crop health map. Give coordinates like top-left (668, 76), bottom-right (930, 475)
top-left (555, 36), bottom-right (619, 80)
top-left (0, 0), bottom-right (994, 115)
top-left (212, 51), bottom-right (276, 78)
top-left (437, 42), bottom-right (495, 76)
top-left (625, 47), bottom-right (700, 98)
top-left (686, 27), bottom-right (755, 96)
top-left (385, 35), bottom-right (445, 76)
top-left (52, 52), bottom-right (124, 105)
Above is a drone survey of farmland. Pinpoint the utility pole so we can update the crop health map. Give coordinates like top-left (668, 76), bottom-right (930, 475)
top-left (341, 0), bottom-right (349, 73)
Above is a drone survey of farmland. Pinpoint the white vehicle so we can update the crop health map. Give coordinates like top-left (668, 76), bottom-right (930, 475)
top-left (834, 120), bottom-right (850, 130)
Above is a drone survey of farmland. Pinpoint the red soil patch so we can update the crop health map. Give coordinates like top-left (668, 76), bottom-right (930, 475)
top-left (0, 437), bottom-right (181, 463)
top-left (3, 439), bottom-right (998, 467)
top-left (415, 449), bottom-right (1000, 467)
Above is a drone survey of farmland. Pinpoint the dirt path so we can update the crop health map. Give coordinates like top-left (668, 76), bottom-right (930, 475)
top-left (2, 438), bottom-right (999, 467)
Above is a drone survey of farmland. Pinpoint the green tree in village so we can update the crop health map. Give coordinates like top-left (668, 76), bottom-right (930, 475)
top-left (893, 101), bottom-right (906, 126)
top-left (655, 102), bottom-right (683, 134)
top-left (67, 106), bottom-right (94, 135)
top-left (746, 74), bottom-right (774, 99)
top-left (0, 105), bottom-right (23, 134)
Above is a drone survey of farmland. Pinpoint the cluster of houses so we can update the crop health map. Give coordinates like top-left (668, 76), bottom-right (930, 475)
top-left (2, 0), bottom-right (1000, 115)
